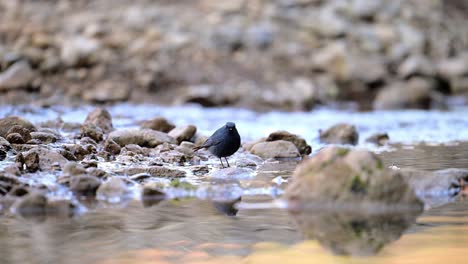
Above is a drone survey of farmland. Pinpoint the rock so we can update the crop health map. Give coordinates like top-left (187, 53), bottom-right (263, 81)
top-left (399, 168), bottom-right (468, 207)
top-left (210, 167), bottom-right (255, 180)
top-left (83, 107), bottom-right (113, 133)
top-left (319, 123), bottom-right (359, 145)
top-left (235, 154), bottom-right (263, 168)
top-left (103, 138), bottom-right (121, 155)
top-left (211, 23), bottom-right (244, 52)
top-left (0, 136), bottom-right (11, 151)
top-left (20, 147), bottom-right (68, 171)
top-left (108, 128), bottom-right (176, 147)
top-left (6, 133), bottom-right (25, 144)
top-left (142, 183), bottom-right (166, 207)
top-left (397, 55), bottom-right (435, 78)
top-left (82, 80), bottom-right (131, 103)
top-left (168, 125), bottom-right (197, 144)
top-left (60, 36), bottom-right (100, 67)
top-left (0, 116), bottom-right (36, 138)
top-left (246, 23), bottom-right (274, 50)
top-left (8, 186), bottom-right (29, 197)
top-left (250, 140), bottom-right (300, 159)
top-left (312, 42), bottom-right (351, 81)
top-left (373, 78), bottom-right (435, 110)
top-left (436, 53), bottom-right (468, 78)
top-left (124, 166), bottom-right (186, 178)
top-left (141, 117), bottom-right (175, 132)
top-left (14, 192), bottom-right (47, 217)
top-left (30, 131), bottom-right (58, 144)
top-left (0, 173), bottom-right (20, 195)
top-left (266, 130), bottom-right (311, 155)
top-left (7, 125), bottom-right (33, 142)
top-left (155, 149), bottom-right (189, 165)
top-left (96, 177), bottom-right (128, 203)
top-left (349, 0), bottom-right (383, 20)
top-left (285, 147), bottom-right (423, 209)
top-left (69, 175), bottom-right (101, 196)
top-left (63, 162), bottom-right (87, 176)
top-left (46, 200), bottom-right (76, 218)
top-left (79, 137), bottom-right (97, 147)
top-left (80, 124), bottom-right (103, 142)
top-left (243, 138), bottom-right (266, 152)
top-left (365, 133), bottom-right (389, 146)
top-left (23, 150), bottom-right (40, 172)
top-left (0, 149), bottom-right (6, 161)
top-left (0, 61), bottom-right (35, 91)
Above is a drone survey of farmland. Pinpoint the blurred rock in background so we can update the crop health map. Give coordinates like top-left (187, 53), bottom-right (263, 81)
top-left (0, 0), bottom-right (466, 111)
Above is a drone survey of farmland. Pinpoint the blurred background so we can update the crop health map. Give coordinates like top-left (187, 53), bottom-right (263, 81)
top-left (0, 0), bottom-right (467, 111)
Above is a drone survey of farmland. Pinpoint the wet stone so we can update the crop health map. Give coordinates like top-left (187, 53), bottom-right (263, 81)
top-left (108, 128), bottom-right (176, 147)
top-left (6, 133), bottom-right (25, 144)
top-left (103, 138), bottom-right (121, 155)
top-left (365, 133), bottom-right (390, 146)
top-left (83, 107), bottom-right (113, 134)
top-left (69, 175), bottom-right (101, 196)
top-left (168, 125), bottom-right (197, 144)
top-left (141, 117), bottom-right (175, 133)
top-left (14, 192), bottom-right (47, 218)
top-left (319, 123), bottom-right (359, 145)
top-left (96, 177), bottom-right (128, 203)
top-left (30, 131), bottom-right (58, 144)
top-left (250, 140), bottom-right (300, 159)
top-left (0, 136), bottom-right (11, 151)
top-left (285, 146), bottom-right (423, 209)
top-left (0, 116), bottom-right (36, 139)
top-left (124, 166), bottom-right (186, 178)
top-left (266, 130), bottom-right (312, 155)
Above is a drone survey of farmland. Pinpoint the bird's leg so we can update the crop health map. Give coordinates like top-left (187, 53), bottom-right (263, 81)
top-left (224, 157), bottom-right (230, 167)
top-left (219, 157), bottom-right (225, 168)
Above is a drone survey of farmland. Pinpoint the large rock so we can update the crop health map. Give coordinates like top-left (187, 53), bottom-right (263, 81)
top-left (168, 125), bottom-right (197, 144)
top-left (319, 123), bottom-right (359, 145)
top-left (108, 128), bottom-right (176, 147)
top-left (266, 130), bottom-right (311, 155)
top-left (0, 116), bottom-right (37, 138)
top-left (373, 78), bottom-right (435, 110)
top-left (285, 147), bottom-right (423, 209)
top-left (250, 140), bottom-right (300, 159)
top-left (0, 61), bottom-right (35, 91)
top-left (141, 117), bottom-right (175, 132)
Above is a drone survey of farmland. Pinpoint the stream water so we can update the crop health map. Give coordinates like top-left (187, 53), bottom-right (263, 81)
top-left (1, 103), bottom-right (468, 264)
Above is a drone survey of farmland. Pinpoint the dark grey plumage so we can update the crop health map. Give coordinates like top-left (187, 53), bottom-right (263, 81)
top-left (194, 122), bottom-right (241, 167)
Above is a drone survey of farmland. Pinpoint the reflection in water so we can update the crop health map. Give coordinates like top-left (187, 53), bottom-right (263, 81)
top-left (212, 197), bottom-right (242, 216)
top-left (290, 208), bottom-right (421, 256)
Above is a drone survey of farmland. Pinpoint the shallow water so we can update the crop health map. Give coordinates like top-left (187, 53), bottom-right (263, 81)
top-left (1, 104), bottom-right (468, 264)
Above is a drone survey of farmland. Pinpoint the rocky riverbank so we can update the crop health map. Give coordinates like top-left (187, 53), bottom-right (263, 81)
top-left (0, 0), bottom-right (467, 111)
top-left (1, 107), bottom-right (467, 219)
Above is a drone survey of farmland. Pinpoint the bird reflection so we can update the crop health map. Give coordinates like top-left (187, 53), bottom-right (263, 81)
top-left (212, 197), bottom-right (241, 216)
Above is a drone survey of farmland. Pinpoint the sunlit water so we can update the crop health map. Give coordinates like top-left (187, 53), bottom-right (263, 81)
top-left (1, 103), bottom-right (468, 264)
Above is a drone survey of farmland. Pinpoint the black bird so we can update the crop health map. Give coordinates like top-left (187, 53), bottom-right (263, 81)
top-left (194, 122), bottom-right (241, 168)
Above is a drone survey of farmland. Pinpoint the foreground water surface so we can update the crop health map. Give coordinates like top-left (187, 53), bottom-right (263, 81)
top-left (1, 103), bottom-right (468, 264)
